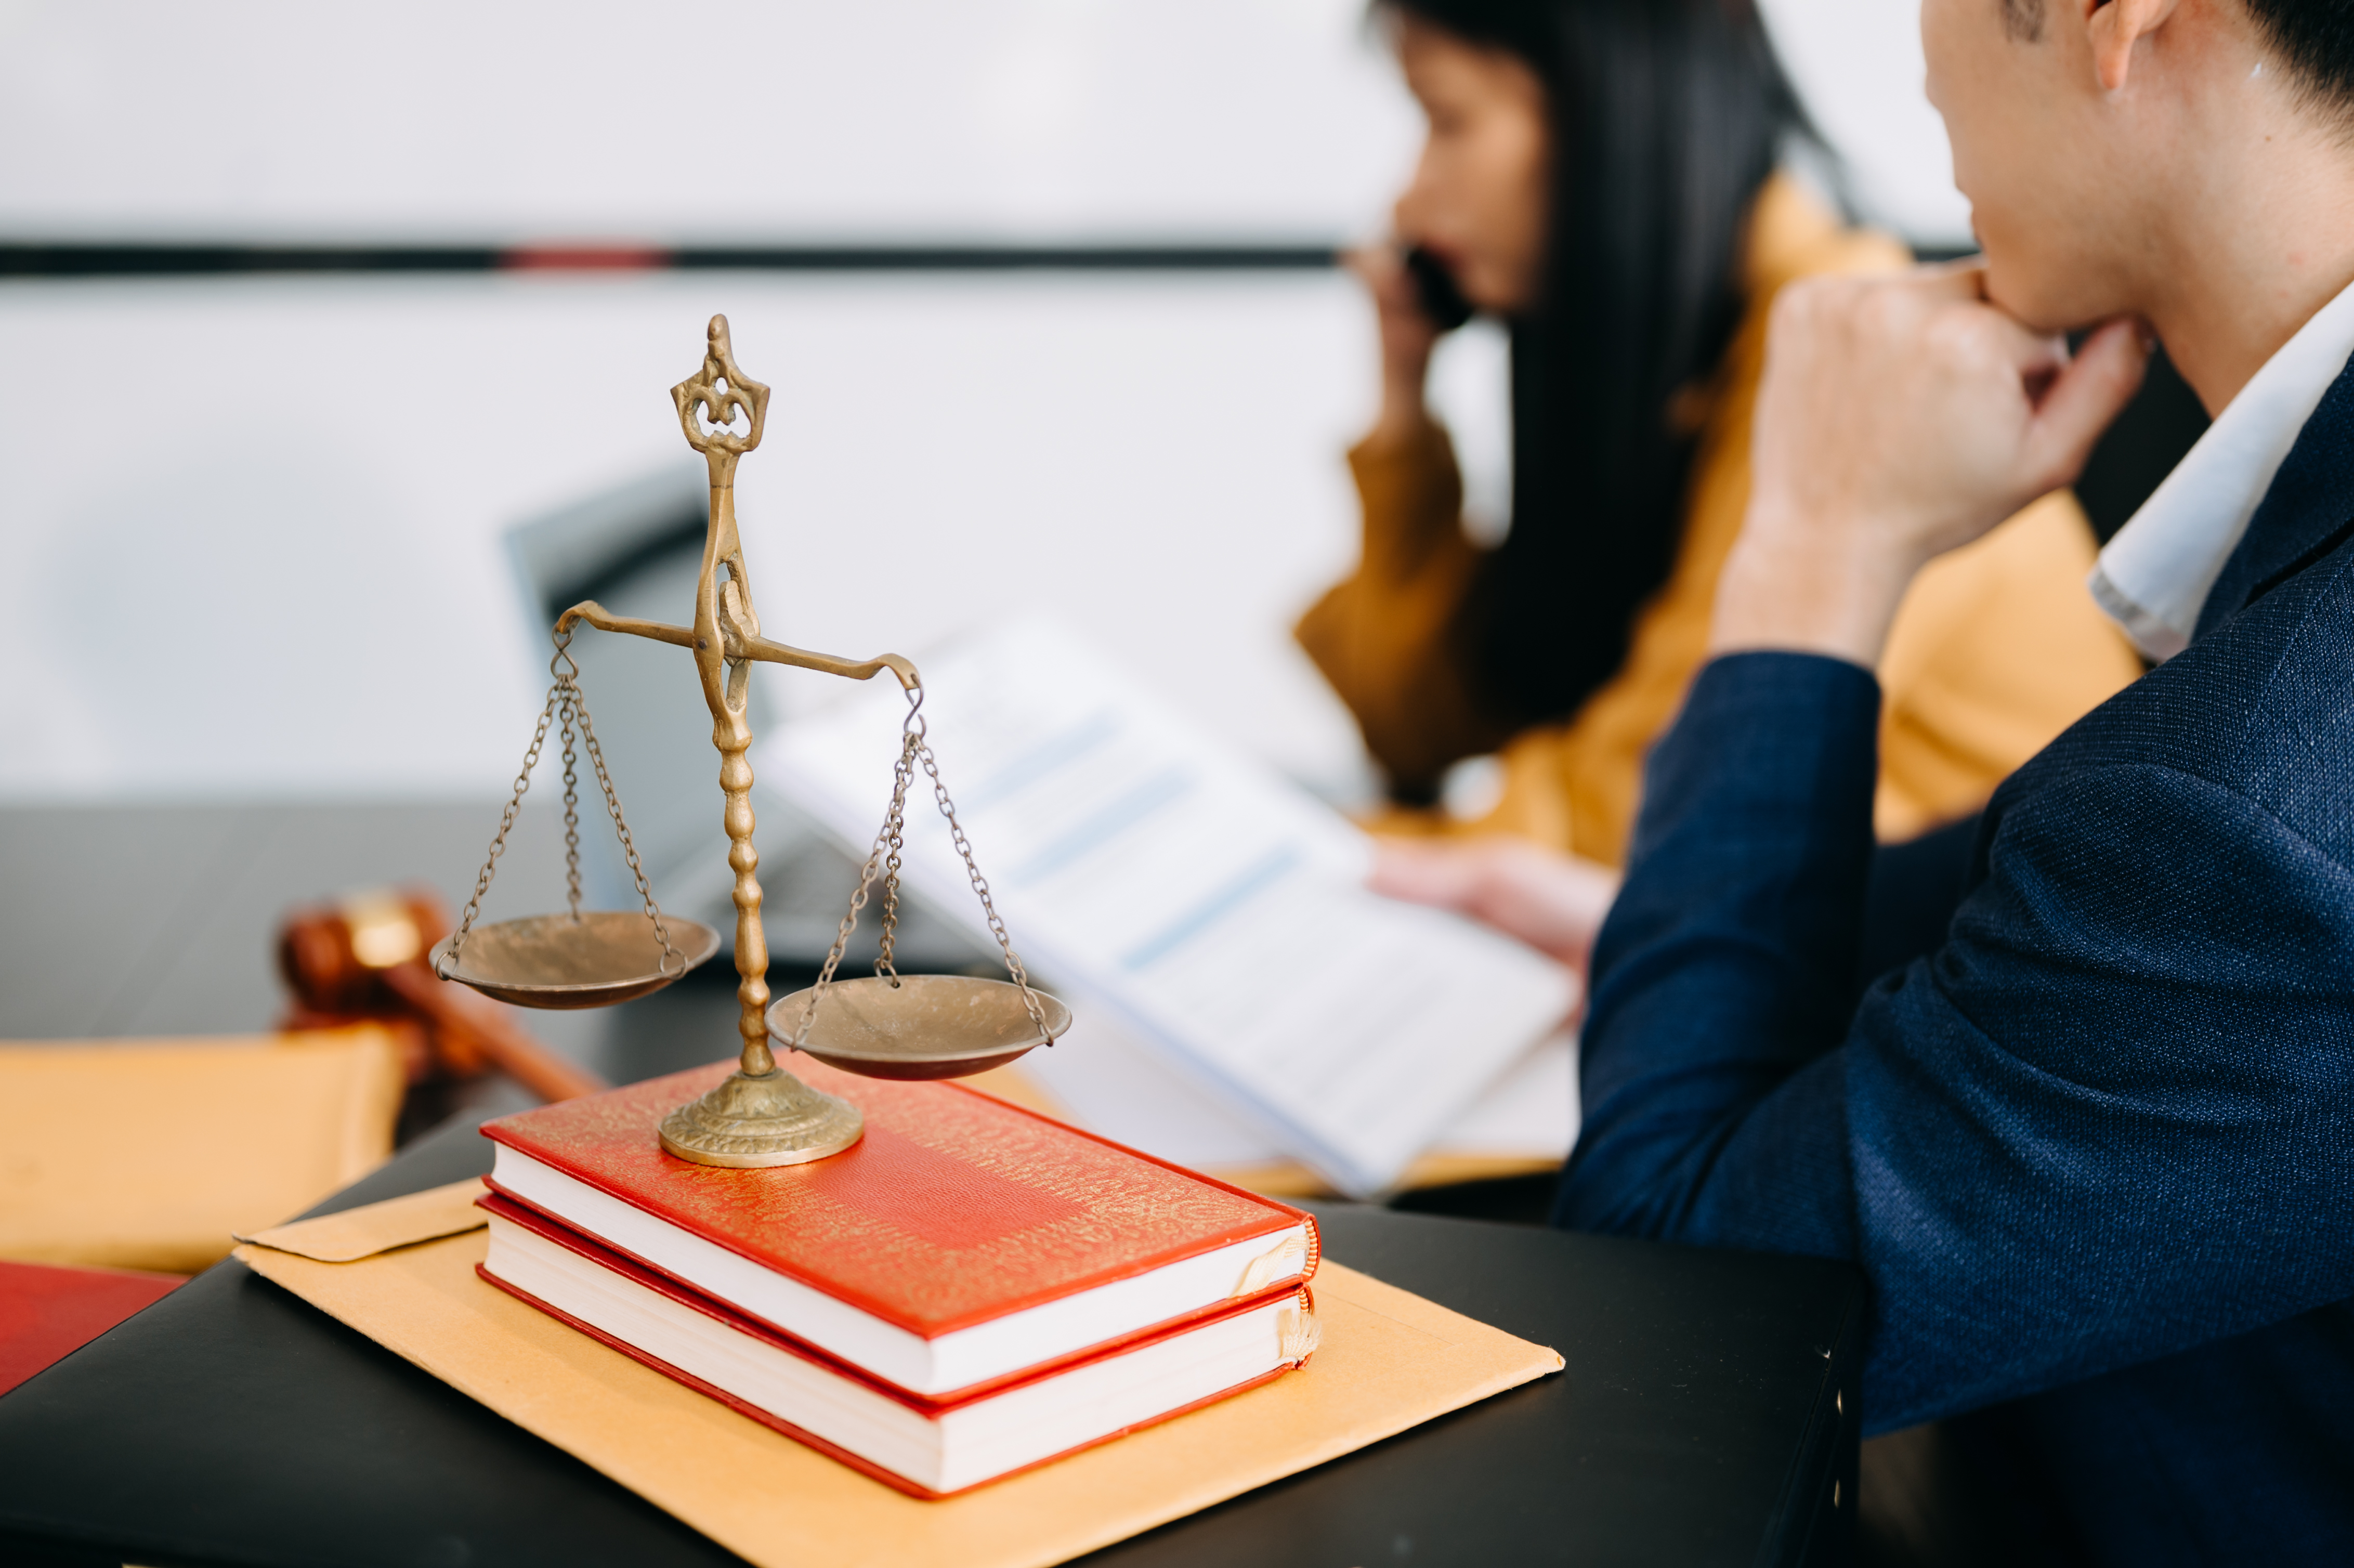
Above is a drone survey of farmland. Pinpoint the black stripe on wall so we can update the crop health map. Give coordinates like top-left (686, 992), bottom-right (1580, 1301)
top-left (0, 242), bottom-right (1344, 279)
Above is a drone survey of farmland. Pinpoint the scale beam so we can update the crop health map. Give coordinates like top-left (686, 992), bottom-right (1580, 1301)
top-left (554, 602), bottom-right (694, 649)
top-left (556, 602), bottom-right (921, 692)
top-left (741, 636), bottom-right (920, 691)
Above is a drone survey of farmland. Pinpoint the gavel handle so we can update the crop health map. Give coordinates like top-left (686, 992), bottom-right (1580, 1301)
top-left (380, 963), bottom-right (608, 1103)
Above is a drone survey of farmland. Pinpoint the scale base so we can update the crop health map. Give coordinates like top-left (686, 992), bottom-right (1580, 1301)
top-left (657, 1068), bottom-right (865, 1168)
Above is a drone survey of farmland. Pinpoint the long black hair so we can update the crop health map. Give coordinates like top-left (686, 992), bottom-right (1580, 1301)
top-left (1396, 0), bottom-right (1812, 737)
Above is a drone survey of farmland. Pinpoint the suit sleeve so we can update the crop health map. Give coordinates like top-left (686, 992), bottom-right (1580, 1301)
top-left (1559, 651), bottom-right (2354, 1432)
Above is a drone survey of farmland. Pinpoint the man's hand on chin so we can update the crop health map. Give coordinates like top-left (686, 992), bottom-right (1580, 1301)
top-left (1714, 264), bottom-right (2152, 668)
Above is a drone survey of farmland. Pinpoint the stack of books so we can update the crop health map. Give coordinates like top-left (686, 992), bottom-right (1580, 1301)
top-left (475, 1061), bottom-right (1324, 1498)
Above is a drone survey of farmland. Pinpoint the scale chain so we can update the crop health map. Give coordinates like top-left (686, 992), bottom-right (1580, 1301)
top-left (914, 723), bottom-right (1052, 1043)
top-left (568, 678), bottom-right (681, 974)
top-left (786, 688), bottom-right (1056, 1052)
top-left (874, 734), bottom-right (912, 983)
top-left (559, 684), bottom-right (583, 921)
top-left (438, 630), bottom-right (683, 978)
top-left (442, 683), bottom-right (562, 970)
top-left (787, 728), bottom-right (915, 1049)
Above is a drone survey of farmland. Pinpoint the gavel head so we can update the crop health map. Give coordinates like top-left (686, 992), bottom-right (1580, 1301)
top-left (278, 887), bottom-right (453, 1015)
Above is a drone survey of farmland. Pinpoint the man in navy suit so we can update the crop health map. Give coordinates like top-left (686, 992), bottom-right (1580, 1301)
top-left (1378, 0), bottom-right (2354, 1556)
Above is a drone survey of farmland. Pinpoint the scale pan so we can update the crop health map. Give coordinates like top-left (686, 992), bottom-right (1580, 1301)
top-left (431, 911), bottom-right (722, 1009)
top-left (769, 974), bottom-right (1070, 1080)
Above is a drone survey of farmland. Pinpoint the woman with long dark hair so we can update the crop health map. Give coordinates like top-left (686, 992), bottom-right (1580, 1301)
top-left (1301, 0), bottom-right (2140, 956)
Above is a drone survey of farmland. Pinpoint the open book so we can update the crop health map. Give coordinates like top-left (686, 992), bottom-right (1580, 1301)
top-left (761, 619), bottom-right (1575, 1198)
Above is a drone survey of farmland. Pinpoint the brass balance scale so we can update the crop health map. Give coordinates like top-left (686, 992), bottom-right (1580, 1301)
top-left (431, 315), bottom-right (1069, 1169)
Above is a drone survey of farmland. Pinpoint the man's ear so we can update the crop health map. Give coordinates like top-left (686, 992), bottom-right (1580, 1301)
top-left (2086, 0), bottom-right (2179, 92)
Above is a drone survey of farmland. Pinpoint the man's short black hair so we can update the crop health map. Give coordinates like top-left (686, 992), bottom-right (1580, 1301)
top-left (2245, 0), bottom-right (2354, 106)
top-left (2003, 0), bottom-right (2354, 108)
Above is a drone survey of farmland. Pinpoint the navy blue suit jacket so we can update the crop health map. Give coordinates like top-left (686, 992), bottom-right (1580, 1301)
top-left (1560, 357), bottom-right (2354, 1562)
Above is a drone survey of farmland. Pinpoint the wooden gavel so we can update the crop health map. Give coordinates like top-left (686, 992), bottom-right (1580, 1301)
top-left (278, 888), bottom-right (606, 1103)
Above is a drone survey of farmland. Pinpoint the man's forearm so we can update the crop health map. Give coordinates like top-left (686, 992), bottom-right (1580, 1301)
top-left (1555, 651), bottom-right (1877, 1253)
top-left (1708, 504), bottom-right (1926, 668)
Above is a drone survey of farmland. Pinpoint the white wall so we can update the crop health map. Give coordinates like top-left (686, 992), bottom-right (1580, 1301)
top-left (1760, 0), bottom-right (1973, 249)
top-left (0, 0), bottom-right (1967, 246)
top-left (0, 0), bottom-right (1417, 242)
top-left (0, 272), bottom-right (1385, 801)
top-left (0, 0), bottom-right (1973, 804)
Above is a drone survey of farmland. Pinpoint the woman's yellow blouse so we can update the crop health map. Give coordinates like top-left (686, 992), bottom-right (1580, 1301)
top-left (1297, 177), bottom-right (2144, 865)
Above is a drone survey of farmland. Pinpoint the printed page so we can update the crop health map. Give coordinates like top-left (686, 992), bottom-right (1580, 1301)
top-left (1438, 1034), bottom-right (1577, 1157)
top-left (760, 619), bottom-right (1575, 1196)
top-left (1006, 1009), bottom-right (1576, 1176)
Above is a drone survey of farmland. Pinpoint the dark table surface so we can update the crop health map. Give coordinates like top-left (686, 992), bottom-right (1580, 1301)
top-left (0, 799), bottom-right (969, 1066)
top-left (0, 800), bottom-right (1864, 1566)
top-left (0, 1109), bottom-right (1862, 1568)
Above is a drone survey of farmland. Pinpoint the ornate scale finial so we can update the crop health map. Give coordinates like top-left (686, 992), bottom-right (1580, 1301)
top-left (671, 315), bottom-right (771, 486)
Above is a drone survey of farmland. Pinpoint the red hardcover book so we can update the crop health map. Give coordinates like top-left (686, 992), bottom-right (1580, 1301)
top-left (476, 1192), bottom-right (1317, 1497)
top-left (480, 1059), bottom-right (1319, 1399)
top-left (0, 1259), bottom-right (183, 1397)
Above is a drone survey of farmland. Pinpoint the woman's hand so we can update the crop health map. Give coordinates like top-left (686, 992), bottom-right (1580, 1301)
top-left (1346, 244), bottom-right (1442, 448)
top-left (1370, 835), bottom-right (1621, 978)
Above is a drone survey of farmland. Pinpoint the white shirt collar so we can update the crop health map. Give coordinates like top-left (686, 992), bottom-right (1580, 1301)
top-left (2090, 275), bottom-right (2354, 658)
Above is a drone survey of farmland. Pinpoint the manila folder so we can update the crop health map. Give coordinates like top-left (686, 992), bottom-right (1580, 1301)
top-left (236, 1209), bottom-right (1561, 1568)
